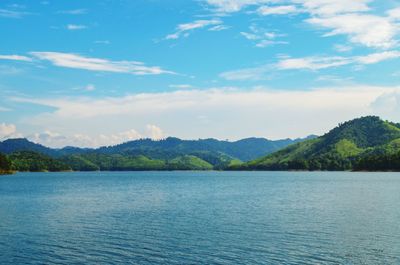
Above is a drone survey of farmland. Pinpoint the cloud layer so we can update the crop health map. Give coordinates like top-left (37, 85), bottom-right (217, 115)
top-left (9, 86), bottom-right (400, 147)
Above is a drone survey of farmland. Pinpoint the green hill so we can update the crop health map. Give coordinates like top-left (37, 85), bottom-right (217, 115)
top-left (9, 151), bottom-right (71, 172)
top-left (232, 116), bottom-right (400, 171)
top-left (0, 136), bottom-right (313, 172)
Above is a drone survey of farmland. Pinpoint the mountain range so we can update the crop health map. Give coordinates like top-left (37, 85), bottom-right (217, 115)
top-left (2, 116), bottom-right (400, 173)
top-left (0, 136), bottom-right (314, 172)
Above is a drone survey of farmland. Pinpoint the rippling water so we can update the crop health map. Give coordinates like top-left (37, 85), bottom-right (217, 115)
top-left (1, 171), bottom-right (400, 264)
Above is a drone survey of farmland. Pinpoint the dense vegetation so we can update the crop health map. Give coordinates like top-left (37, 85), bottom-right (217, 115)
top-left (3, 116), bottom-right (400, 172)
top-left (9, 151), bottom-right (71, 172)
top-left (0, 136), bottom-right (309, 172)
top-left (0, 153), bottom-right (13, 174)
top-left (232, 116), bottom-right (400, 171)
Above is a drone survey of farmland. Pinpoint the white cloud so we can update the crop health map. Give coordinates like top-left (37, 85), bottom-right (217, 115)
top-left (206, 0), bottom-right (371, 15)
top-left (370, 91), bottom-right (400, 122)
top-left (24, 125), bottom-right (166, 148)
top-left (146, 125), bottom-right (164, 140)
top-left (277, 56), bottom-right (351, 70)
top-left (0, 55), bottom-right (32, 62)
top-left (66, 24), bottom-right (87, 30)
top-left (205, 0), bottom-right (270, 13)
top-left (221, 51), bottom-right (400, 79)
top-left (30, 52), bottom-right (175, 75)
top-left (166, 19), bottom-right (223, 39)
top-left (0, 123), bottom-right (20, 139)
top-left (205, 0), bottom-right (398, 50)
top-left (294, 0), bottom-right (370, 16)
top-left (27, 129), bottom-right (143, 148)
top-left (333, 44), bottom-right (353, 52)
top-left (240, 25), bottom-right (287, 48)
top-left (257, 5), bottom-right (298, 16)
top-left (307, 13), bottom-right (398, 49)
top-left (355, 51), bottom-right (400, 64)
top-left (12, 86), bottom-right (400, 143)
top-left (388, 7), bottom-right (400, 20)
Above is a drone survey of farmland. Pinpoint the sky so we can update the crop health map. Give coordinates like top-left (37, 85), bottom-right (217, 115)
top-left (1, 0), bottom-right (400, 148)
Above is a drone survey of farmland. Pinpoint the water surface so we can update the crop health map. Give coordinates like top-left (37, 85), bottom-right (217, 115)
top-left (1, 171), bottom-right (400, 264)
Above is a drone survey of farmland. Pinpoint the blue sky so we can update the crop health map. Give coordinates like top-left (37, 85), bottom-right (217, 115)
top-left (1, 0), bottom-right (400, 147)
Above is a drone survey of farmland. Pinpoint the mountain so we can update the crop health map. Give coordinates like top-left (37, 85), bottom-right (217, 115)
top-left (96, 136), bottom-right (314, 161)
top-left (233, 116), bottom-right (400, 171)
top-left (9, 151), bottom-right (71, 172)
top-left (0, 138), bottom-right (57, 156)
top-left (0, 136), bottom-right (312, 172)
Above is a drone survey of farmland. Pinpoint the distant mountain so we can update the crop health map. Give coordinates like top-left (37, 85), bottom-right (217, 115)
top-left (97, 136), bottom-right (315, 161)
top-left (0, 138), bottom-right (57, 156)
top-left (233, 116), bottom-right (400, 171)
top-left (0, 135), bottom-right (313, 172)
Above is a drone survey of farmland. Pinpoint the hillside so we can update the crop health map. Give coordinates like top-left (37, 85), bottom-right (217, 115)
top-left (95, 136), bottom-right (313, 161)
top-left (0, 136), bottom-right (312, 172)
top-left (233, 116), bottom-right (400, 171)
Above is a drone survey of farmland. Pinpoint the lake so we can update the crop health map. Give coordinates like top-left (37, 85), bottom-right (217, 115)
top-left (0, 171), bottom-right (400, 264)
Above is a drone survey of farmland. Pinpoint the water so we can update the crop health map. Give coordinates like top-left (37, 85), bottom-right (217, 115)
top-left (0, 171), bottom-right (400, 264)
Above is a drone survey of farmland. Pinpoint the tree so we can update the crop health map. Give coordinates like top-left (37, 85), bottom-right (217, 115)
top-left (0, 153), bottom-right (12, 173)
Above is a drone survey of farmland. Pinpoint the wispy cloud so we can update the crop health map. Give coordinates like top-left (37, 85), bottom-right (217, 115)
top-left (58, 9), bottom-right (87, 15)
top-left (169, 84), bottom-right (193, 89)
top-left (30, 52), bottom-right (175, 75)
top-left (298, 0), bottom-right (370, 16)
top-left (0, 106), bottom-right (12, 112)
top-left (166, 19), bottom-right (223, 39)
top-left (205, 0), bottom-right (270, 13)
top-left (0, 8), bottom-right (29, 18)
top-left (334, 44), bottom-right (353, 53)
top-left (220, 51), bottom-right (400, 80)
top-left (94, 40), bottom-right (111, 45)
top-left (220, 65), bottom-right (271, 81)
top-left (66, 24), bottom-right (87, 30)
top-left (277, 56), bottom-right (351, 70)
top-left (208, 24), bottom-right (230, 31)
top-left (0, 55), bottom-right (32, 62)
top-left (205, 0), bottom-right (399, 50)
top-left (240, 24), bottom-right (287, 48)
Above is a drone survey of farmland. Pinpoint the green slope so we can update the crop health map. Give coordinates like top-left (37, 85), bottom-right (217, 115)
top-left (9, 151), bottom-right (71, 172)
top-left (233, 116), bottom-right (400, 171)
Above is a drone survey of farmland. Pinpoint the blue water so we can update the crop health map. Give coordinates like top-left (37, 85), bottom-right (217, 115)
top-left (1, 171), bottom-right (400, 264)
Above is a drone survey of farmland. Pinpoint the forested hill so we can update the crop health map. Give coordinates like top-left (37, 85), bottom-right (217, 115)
top-left (96, 136), bottom-right (315, 161)
top-left (0, 136), bottom-right (313, 172)
top-left (232, 116), bottom-right (400, 171)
